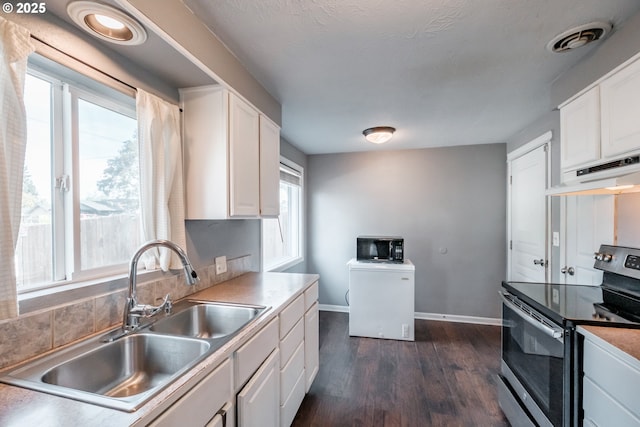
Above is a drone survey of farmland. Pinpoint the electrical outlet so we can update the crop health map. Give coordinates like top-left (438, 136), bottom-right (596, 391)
top-left (552, 231), bottom-right (560, 247)
top-left (552, 288), bottom-right (560, 305)
top-left (402, 324), bottom-right (409, 338)
top-left (215, 256), bottom-right (227, 275)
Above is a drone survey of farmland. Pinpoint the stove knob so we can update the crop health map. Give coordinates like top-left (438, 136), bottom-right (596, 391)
top-left (594, 252), bottom-right (604, 261)
top-left (602, 254), bottom-right (612, 262)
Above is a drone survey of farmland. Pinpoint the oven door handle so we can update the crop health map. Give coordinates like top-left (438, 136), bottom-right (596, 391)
top-left (499, 290), bottom-right (564, 342)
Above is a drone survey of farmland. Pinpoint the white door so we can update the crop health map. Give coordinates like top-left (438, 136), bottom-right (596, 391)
top-left (509, 143), bottom-right (548, 282)
top-left (562, 195), bottom-right (615, 285)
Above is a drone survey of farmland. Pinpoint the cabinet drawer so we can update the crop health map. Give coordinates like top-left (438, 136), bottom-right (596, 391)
top-left (279, 295), bottom-right (304, 338)
top-left (280, 341), bottom-right (304, 406)
top-left (235, 318), bottom-right (279, 389)
top-left (304, 301), bottom-right (319, 392)
top-left (304, 281), bottom-right (319, 311)
top-left (280, 369), bottom-right (305, 427)
top-left (280, 318), bottom-right (304, 369)
top-left (583, 339), bottom-right (640, 418)
top-left (583, 377), bottom-right (640, 427)
top-left (149, 359), bottom-right (232, 427)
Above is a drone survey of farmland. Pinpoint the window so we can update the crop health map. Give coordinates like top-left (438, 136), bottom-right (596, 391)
top-left (15, 58), bottom-right (141, 291)
top-left (262, 160), bottom-right (303, 271)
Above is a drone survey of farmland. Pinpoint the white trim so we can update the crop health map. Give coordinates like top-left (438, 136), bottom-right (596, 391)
top-left (414, 312), bottom-right (502, 326)
top-left (318, 304), bottom-right (349, 313)
top-left (506, 130), bottom-right (552, 161)
top-left (318, 305), bottom-right (502, 326)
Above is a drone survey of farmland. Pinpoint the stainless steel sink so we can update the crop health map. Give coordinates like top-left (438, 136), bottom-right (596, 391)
top-left (42, 334), bottom-right (209, 397)
top-left (0, 301), bottom-right (267, 412)
top-left (150, 301), bottom-right (266, 339)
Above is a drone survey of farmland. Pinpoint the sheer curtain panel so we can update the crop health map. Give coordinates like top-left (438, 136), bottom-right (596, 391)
top-left (0, 17), bottom-right (34, 319)
top-left (136, 89), bottom-right (187, 270)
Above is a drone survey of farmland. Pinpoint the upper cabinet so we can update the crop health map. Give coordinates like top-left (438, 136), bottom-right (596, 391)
top-left (181, 85), bottom-right (280, 219)
top-left (560, 57), bottom-right (640, 183)
top-left (600, 58), bottom-right (640, 159)
top-left (560, 86), bottom-right (600, 171)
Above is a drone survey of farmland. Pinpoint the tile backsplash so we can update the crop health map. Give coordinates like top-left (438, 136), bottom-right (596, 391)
top-left (0, 255), bottom-right (252, 370)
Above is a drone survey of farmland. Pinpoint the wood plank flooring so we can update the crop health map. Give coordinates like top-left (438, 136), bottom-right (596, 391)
top-left (293, 311), bottom-right (508, 427)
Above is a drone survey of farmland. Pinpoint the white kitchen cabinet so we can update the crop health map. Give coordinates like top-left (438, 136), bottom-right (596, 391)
top-left (237, 348), bottom-right (281, 427)
top-left (235, 317), bottom-right (279, 390)
top-left (581, 331), bottom-right (640, 426)
top-left (601, 58), bottom-right (640, 159)
top-left (259, 115), bottom-right (281, 217)
top-left (560, 86), bottom-right (600, 172)
top-left (149, 359), bottom-right (233, 427)
top-left (180, 85), bottom-right (280, 219)
top-left (278, 295), bottom-right (305, 427)
top-left (304, 282), bottom-right (319, 392)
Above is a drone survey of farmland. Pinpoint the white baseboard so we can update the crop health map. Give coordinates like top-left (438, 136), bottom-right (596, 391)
top-left (318, 304), bottom-right (349, 313)
top-left (414, 312), bottom-right (502, 326)
top-left (318, 304), bottom-right (501, 326)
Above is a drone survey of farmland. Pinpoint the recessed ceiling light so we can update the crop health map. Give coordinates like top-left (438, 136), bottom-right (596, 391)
top-left (67, 1), bottom-right (147, 45)
top-left (363, 126), bottom-right (396, 144)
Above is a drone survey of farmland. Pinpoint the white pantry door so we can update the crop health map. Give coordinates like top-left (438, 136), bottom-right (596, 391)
top-left (509, 143), bottom-right (548, 283)
top-left (562, 195), bottom-right (615, 285)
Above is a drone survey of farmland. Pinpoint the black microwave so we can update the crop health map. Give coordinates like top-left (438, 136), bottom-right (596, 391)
top-left (356, 236), bottom-right (404, 263)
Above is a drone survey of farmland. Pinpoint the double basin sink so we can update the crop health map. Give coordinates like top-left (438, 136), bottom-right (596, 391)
top-left (0, 300), bottom-right (267, 412)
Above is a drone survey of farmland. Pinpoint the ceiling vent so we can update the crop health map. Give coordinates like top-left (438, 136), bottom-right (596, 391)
top-left (546, 22), bottom-right (611, 53)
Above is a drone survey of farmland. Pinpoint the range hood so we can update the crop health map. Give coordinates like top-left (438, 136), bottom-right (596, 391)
top-left (547, 155), bottom-right (640, 196)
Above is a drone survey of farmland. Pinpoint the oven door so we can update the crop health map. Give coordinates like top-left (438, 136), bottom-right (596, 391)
top-left (499, 290), bottom-right (565, 427)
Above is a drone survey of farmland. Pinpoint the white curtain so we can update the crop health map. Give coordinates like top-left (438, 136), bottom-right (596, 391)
top-left (136, 88), bottom-right (187, 270)
top-left (0, 17), bottom-right (35, 319)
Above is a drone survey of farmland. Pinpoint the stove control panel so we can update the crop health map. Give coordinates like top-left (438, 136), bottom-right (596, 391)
top-left (595, 245), bottom-right (640, 281)
top-left (624, 255), bottom-right (640, 270)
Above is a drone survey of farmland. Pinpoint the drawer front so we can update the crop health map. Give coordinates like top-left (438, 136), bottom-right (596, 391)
top-left (279, 295), bottom-right (304, 338)
top-left (150, 359), bottom-right (232, 427)
top-left (304, 281), bottom-right (319, 311)
top-left (235, 318), bottom-right (279, 389)
top-left (280, 341), bottom-right (305, 406)
top-left (583, 339), bottom-right (640, 418)
top-left (280, 318), bottom-right (304, 369)
top-left (280, 369), bottom-right (305, 427)
top-left (583, 377), bottom-right (640, 427)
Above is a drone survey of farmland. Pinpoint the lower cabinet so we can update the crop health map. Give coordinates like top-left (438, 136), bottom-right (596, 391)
top-left (582, 333), bottom-right (640, 426)
top-left (304, 282), bottom-right (320, 392)
top-left (237, 348), bottom-right (281, 427)
top-left (149, 359), bottom-right (233, 427)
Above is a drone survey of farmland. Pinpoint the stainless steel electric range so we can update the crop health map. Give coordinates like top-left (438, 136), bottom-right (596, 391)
top-left (498, 245), bottom-right (640, 427)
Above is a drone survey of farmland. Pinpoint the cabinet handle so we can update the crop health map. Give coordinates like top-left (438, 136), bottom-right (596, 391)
top-left (206, 402), bottom-right (230, 427)
top-left (533, 259), bottom-right (546, 266)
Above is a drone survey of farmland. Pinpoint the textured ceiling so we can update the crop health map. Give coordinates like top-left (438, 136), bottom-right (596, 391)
top-left (183, 0), bottom-right (640, 154)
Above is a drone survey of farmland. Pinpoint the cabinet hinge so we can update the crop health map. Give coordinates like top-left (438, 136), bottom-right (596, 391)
top-left (509, 175), bottom-right (512, 185)
top-left (509, 240), bottom-right (512, 250)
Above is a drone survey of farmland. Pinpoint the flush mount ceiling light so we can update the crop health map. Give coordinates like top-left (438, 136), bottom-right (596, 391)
top-left (67, 1), bottom-right (147, 45)
top-left (546, 22), bottom-right (611, 53)
top-left (363, 126), bottom-right (396, 144)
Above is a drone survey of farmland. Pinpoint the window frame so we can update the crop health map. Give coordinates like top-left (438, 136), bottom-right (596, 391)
top-left (17, 59), bottom-right (140, 294)
top-left (261, 157), bottom-right (305, 272)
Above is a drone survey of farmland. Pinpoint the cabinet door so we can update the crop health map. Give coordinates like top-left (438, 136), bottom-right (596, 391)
top-left (601, 58), bottom-right (640, 159)
top-left (149, 359), bottom-right (232, 427)
top-left (229, 93), bottom-right (260, 217)
top-left (560, 86), bottom-right (600, 172)
top-left (260, 115), bottom-right (280, 217)
top-left (237, 348), bottom-right (280, 427)
top-left (304, 301), bottom-right (319, 392)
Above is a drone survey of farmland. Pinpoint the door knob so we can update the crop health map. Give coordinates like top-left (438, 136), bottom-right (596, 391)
top-left (533, 259), bottom-right (546, 266)
top-left (561, 266), bottom-right (575, 276)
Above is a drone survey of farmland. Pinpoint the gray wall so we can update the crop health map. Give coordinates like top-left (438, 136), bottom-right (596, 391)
top-left (307, 144), bottom-right (507, 319)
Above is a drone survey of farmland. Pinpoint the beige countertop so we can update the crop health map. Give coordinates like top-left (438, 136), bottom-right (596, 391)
top-left (579, 325), bottom-right (640, 363)
top-left (0, 272), bottom-right (319, 427)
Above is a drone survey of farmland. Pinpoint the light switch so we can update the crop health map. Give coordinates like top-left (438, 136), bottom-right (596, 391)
top-left (552, 231), bottom-right (560, 247)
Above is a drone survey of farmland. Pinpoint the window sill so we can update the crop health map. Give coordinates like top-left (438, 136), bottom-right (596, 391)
top-left (264, 256), bottom-right (304, 273)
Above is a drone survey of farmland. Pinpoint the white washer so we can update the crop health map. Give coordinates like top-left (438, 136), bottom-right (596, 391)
top-left (347, 259), bottom-right (415, 341)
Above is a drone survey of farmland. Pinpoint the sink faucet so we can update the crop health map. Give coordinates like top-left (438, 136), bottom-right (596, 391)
top-left (122, 239), bottom-right (199, 331)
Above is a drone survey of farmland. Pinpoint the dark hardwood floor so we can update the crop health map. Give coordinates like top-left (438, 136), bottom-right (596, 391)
top-left (293, 311), bottom-right (508, 427)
